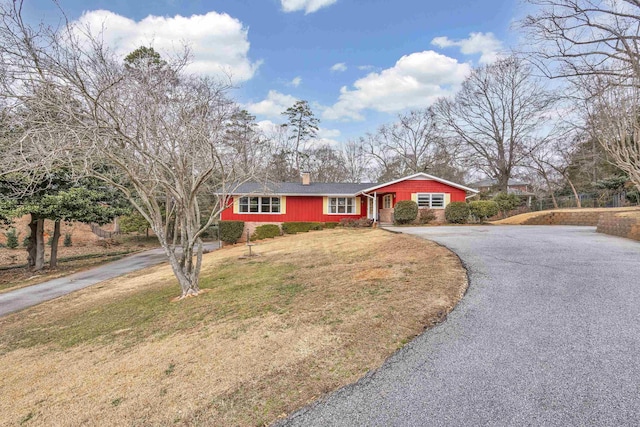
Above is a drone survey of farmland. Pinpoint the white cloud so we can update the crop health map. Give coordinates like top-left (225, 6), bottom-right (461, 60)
top-left (73, 10), bottom-right (261, 82)
top-left (280, 0), bottom-right (338, 14)
top-left (246, 90), bottom-right (298, 118)
top-left (323, 50), bottom-right (471, 121)
top-left (431, 32), bottom-right (503, 64)
top-left (330, 62), bottom-right (347, 72)
top-left (318, 128), bottom-right (341, 138)
top-left (256, 119), bottom-right (282, 134)
top-left (357, 65), bottom-right (375, 71)
top-left (288, 76), bottom-right (302, 87)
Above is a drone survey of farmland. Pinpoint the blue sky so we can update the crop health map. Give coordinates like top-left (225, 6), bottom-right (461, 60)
top-left (27, 0), bottom-right (521, 145)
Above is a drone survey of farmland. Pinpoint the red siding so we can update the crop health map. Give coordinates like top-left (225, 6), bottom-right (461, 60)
top-left (220, 196), bottom-right (368, 223)
top-left (371, 180), bottom-right (467, 206)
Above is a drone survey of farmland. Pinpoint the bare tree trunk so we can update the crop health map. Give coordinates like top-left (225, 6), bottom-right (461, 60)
top-left (50, 220), bottom-right (61, 268)
top-left (497, 174), bottom-right (510, 193)
top-left (34, 217), bottom-right (45, 271)
top-left (112, 217), bottom-right (120, 233)
top-left (540, 172), bottom-right (559, 209)
top-left (566, 177), bottom-right (582, 208)
top-left (159, 233), bottom-right (199, 298)
top-left (27, 215), bottom-right (37, 268)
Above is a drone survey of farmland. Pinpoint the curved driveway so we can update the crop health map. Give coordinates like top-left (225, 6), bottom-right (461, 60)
top-left (280, 225), bottom-right (640, 426)
top-left (0, 243), bottom-right (219, 317)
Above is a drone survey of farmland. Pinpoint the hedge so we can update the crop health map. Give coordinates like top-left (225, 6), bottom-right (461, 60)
top-left (445, 202), bottom-right (470, 224)
top-left (469, 200), bottom-right (499, 222)
top-left (219, 220), bottom-right (245, 244)
top-left (394, 200), bottom-right (419, 224)
top-left (493, 192), bottom-right (520, 216)
top-left (282, 222), bottom-right (323, 234)
top-left (323, 222), bottom-right (338, 229)
top-left (251, 224), bottom-right (281, 241)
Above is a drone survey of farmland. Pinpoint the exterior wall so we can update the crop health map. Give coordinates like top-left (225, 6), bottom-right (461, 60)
top-left (371, 180), bottom-right (467, 205)
top-left (220, 195), bottom-right (367, 223)
top-left (379, 208), bottom-right (394, 223)
top-left (373, 180), bottom-right (465, 224)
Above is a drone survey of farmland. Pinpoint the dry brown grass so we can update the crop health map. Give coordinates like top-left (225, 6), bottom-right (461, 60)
top-left (0, 228), bottom-right (466, 426)
top-left (492, 206), bottom-right (640, 225)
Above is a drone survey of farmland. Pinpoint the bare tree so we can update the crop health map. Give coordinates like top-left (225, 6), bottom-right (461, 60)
top-left (523, 0), bottom-right (640, 191)
top-left (584, 80), bottom-right (640, 191)
top-left (0, 4), bottom-right (255, 298)
top-left (436, 56), bottom-right (556, 192)
top-left (523, 0), bottom-right (640, 81)
top-left (305, 145), bottom-right (348, 182)
top-left (341, 139), bottom-right (370, 183)
top-left (364, 108), bottom-right (464, 182)
top-left (528, 135), bottom-right (584, 208)
top-left (378, 108), bottom-right (446, 173)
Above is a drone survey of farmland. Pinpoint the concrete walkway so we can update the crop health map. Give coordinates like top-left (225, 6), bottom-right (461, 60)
top-left (0, 243), bottom-right (219, 317)
top-left (279, 225), bottom-right (640, 426)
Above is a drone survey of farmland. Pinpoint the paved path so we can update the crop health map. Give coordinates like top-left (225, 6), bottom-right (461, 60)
top-left (280, 225), bottom-right (640, 426)
top-left (0, 243), bottom-right (220, 317)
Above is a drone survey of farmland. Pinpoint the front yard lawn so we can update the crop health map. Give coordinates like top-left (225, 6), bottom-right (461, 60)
top-left (0, 228), bottom-right (467, 426)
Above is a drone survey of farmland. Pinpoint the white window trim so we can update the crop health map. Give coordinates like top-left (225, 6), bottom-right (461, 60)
top-left (417, 193), bottom-right (446, 209)
top-left (327, 197), bottom-right (358, 215)
top-left (238, 196), bottom-right (282, 214)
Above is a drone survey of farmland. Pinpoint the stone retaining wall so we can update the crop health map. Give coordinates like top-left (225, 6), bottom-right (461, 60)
top-left (597, 213), bottom-right (640, 241)
top-left (518, 208), bottom-right (640, 241)
top-left (521, 211), bottom-right (604, 226)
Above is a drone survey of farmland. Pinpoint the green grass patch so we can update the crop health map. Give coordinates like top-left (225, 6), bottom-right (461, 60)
top-left (0, 259), bottom-right (298, 354)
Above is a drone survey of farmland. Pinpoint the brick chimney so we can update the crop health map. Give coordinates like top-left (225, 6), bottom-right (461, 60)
top-left (301, 172), bottom-right (311, 186)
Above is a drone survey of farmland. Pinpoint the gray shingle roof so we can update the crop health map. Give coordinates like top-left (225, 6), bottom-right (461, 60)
top-left (230, 181), bottom-right (375, 196)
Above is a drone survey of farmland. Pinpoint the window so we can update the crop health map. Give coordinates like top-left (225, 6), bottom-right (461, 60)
top-left (239, 196), bottom-right (280, 213)
top-left (383, 194), bottom-right (393, 209)
top-left (417, 193), bottom-right (445, 208)
top-left (328, 197), bottom-right (355, 214)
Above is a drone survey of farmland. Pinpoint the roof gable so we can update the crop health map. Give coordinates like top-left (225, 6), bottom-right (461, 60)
top-left (360, 172), bottom-right (478, 194)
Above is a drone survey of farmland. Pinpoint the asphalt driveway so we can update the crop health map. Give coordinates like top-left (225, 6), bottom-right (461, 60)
top-left (280, 225), bottom-right (640, 426)
top-left (0, 242), bottom-right (219, 317)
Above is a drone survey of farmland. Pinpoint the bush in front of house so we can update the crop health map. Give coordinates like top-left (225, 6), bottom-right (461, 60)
top-left (418, 208), bottom-right (437, 224)
top-left (282, 222), bottom-right (323, 234)
top-left (394, 200), bottom-right (419, 224)
top-left (493, 192), bottom-right (520, 216)
top-left (445, 202), bottom-right (470, 224)
top-left (219, 220), bottom-right (245, 244)
top-left (469, 200), bottom-right (499, 223)
top-left (251, 224), bottom-right (281, 241)
top-left (323, 222), bottom-right (338, 229)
